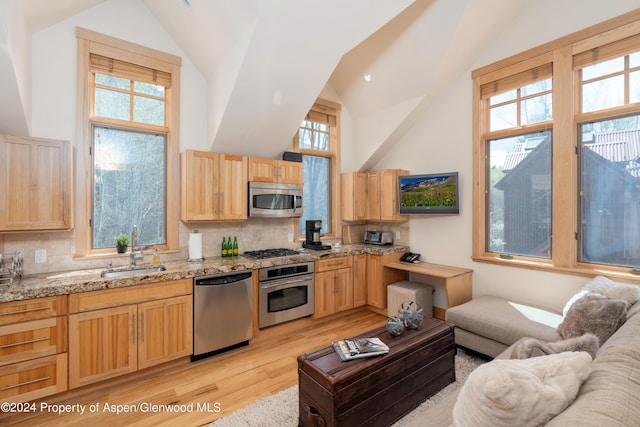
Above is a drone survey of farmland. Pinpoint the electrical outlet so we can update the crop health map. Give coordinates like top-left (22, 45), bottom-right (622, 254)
top-left (395, 231), bottom-right (401, 240)
top-left (288, 233), bottom-right (294, 242)
top-left (35, 249), bottom-right (47, 263)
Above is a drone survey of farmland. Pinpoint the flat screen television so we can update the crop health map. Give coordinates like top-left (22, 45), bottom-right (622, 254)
top-left (398, 172), bottom-right (459, 214)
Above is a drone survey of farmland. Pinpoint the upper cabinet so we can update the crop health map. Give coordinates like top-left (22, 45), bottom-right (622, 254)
top-left (341, 169), bottom-right (408, 222)
top-left (180, 150), bottom-right (248, 221)
top-left (0, 134), bottom-right (73, 232)
top-left (248, 157), bottom-right (303, 184)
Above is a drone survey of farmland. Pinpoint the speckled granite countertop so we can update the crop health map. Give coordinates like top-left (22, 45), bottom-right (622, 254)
top-left (0, 244), bottom-right (408, 303)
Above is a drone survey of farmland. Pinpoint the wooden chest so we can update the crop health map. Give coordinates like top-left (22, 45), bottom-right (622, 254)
top-left (297, 318), bottom-right (455, 427)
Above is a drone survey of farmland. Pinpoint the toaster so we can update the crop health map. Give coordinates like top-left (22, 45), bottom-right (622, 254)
top-left (364, 231), bottom-right (393, 245)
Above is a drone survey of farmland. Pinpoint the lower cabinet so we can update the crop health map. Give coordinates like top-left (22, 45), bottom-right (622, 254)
top-left (353, 253), bottom-right (367, 307)
top-left (0, 296), bottom-right (68, 403)
top-left (68, 279), bottom-right (192, 389)
top-left (314, 257), bottom-right (354, 319)
top-left (366, 253), bottom-right (407, 309)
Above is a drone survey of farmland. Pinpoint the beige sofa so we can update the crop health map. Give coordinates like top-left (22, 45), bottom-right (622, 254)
top-left (421, 277), bottom-right (640, 426)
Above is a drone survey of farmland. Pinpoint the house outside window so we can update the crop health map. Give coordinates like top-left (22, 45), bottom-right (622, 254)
top-left (473, 12), bottom-right (640, 278)
top-left (295, 99), bottom-right (341, 238)
top-left (76, 28), bottom-right (181, 256)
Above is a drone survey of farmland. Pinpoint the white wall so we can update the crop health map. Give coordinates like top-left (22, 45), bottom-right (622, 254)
top-left (370, 0), bottom-right (640, 312)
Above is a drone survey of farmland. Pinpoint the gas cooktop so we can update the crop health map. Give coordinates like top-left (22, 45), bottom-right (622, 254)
top-left (243, 248), bottom-right (301, 259)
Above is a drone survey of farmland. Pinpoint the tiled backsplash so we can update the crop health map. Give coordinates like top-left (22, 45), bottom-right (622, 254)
top-left (1, 219), bottom-right (410, 275)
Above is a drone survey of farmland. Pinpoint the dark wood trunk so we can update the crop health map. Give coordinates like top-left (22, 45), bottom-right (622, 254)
top-left (297, 318), bottom-right (455, 427)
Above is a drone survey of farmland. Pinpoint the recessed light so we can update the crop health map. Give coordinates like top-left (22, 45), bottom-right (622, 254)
top-left (364, 73), bottom-right (372, 82)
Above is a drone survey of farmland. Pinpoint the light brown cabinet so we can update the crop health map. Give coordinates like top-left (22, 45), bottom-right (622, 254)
top-left (353, 253), bottom-right (367, 307)
top-left (341, 169), bottom-right (408, 222)
top-left (0, 296), bottom-right (68, 402)
top-left (248, 157), bottom-right (303, 184)
top-left (314, 256), bottom-right (353, 319)
top-left (341, 172), bottom-right (368, 222)
top-left (68, 279), bottom-right (192, 388)
top-left (365, 253), bottom-right (407, 309)
top-left (0, 134), bottom-right (73, 231)
top-left (180, 150), bottom-right (248, 221)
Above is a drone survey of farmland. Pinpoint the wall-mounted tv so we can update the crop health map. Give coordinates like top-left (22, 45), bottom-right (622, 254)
top-left (398, 172), bottom-right (459, 214)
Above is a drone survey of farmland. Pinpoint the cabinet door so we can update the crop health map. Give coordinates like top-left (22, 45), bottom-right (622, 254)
top-left (0, 353), bottom-right (67, 403)
top-left (248, 157), bottom-right (277, 182)
top-left (379, 169), bottom-right (409, 221)
top-left (68, 305), bottom-right (137, 388)
top-left (138, 295), bottom-right (193, 370)
top-left (334, 267), bottom-right (354, 313)
top-left (278, 160), bottom-right (303, 184)
top-left (0, 317), bottom-right (67, 366)
top-left (353, 254), bottom-right (367, 307)
top-left (341, 172), bottom-right (367, 221)
top-left (366, 253), bottom-right (408, 309)
top-left (367, 171), bottom-right (381, 220)
top-left (180, 150), bottom-right (219, 221)
top-left (313, 271), bottom-right (334, 319)
top-left (219, 154), bottom-right (248, 220)
top-left (0, 134), bottom-right (72, 231)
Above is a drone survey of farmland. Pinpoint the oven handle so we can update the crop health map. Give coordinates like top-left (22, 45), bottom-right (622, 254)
top-left (260, 275), bottom-right (312, 290)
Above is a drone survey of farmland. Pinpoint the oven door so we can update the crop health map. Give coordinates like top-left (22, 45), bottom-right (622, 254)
top-left (259, 275), bottom-right (314, 328)
top-left (249, 182), bottom-right (303, 218)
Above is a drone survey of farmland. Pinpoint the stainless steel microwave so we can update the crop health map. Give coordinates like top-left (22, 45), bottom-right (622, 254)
top-left (248, 181), bottom-right (303, 218)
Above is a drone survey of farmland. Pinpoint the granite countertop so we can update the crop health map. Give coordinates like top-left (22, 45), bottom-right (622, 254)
top-left (0, 244), bottom-right (408, 303)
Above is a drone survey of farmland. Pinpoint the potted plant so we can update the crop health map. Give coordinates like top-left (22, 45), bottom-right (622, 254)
top-left (114, 234), bottom-right (130, 254)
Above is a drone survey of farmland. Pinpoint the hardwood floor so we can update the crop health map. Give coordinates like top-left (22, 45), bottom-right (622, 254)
top-left (1, 308), bottom-right (386, 426)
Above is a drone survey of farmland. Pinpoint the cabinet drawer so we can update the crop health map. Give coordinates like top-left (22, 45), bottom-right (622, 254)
top-left (0, 296), bottom-right (67, 325)
top-left (0, 317), bottom-right (67, 366)
top-left (69, 278), bottom-right (193, 313)
top-left (316, 256), bottom-right (353, 272)
top-left (0, 353), bottom-right (68, 403)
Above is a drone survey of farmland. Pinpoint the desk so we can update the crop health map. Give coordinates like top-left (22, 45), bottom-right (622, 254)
top-left (384, 262), bottom-right (473, 318)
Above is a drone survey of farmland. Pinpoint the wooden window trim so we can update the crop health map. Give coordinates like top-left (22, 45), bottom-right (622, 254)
top-left (472, 9), bottom-right (640, 283)
top-left (294, 98), bottom-right (341, 241)
top-left (74, 27), bottom-right (181, 259)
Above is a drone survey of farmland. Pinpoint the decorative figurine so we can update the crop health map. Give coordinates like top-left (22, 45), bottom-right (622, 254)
top-left (386, 316), bottom-right (405, 336)
top-left (398, 301), bottom-right (424, 329)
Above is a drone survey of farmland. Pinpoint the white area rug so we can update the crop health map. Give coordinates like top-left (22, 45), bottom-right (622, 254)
top-left (210, 349), bottom-right (484, 427)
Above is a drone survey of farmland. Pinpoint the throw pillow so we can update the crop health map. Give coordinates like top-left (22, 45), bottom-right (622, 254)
top-left (452, 352), bottom-right (592, 427)
top-left (510, 333), bottom-right (599, 360)
top-left (557, 295), bottom-right (627, 344)
top-left (562, 289), bottom-right (591, 317)
top-left (583, 275), bottom-right (640, 306)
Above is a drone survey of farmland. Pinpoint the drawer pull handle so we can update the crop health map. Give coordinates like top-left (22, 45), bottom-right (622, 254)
top-left (1, 306), bottom-right (49, 316)
top-left (1, 376), bottom-right (51, 391)
top-left (0, 336), bottom-right (50, 349)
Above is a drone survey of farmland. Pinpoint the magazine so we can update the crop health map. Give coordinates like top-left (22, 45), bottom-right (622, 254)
top-left (333, 337), bottom-right (390, 361)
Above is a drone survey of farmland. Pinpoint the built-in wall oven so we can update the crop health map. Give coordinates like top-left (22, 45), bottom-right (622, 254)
top-left (258, 261), bottom-right (314, 328)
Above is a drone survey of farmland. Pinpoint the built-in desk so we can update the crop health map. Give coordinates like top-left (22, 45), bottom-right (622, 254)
top-left (384, 262), bottom-right (473, 319)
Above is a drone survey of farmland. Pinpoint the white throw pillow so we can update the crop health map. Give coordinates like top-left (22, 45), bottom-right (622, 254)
top-left (452, 352), bottom-right (592, 427)
top-left (584, 275), bottom-right (640, 306)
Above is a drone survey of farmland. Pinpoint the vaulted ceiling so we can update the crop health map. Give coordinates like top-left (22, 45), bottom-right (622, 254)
top-left (0, 0), bottom-right (529, 168)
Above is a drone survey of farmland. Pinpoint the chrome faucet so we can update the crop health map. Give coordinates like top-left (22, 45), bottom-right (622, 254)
top-left (129, 226), bottom-right (146, 267)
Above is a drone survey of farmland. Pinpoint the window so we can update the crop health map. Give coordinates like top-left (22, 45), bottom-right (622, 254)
top-left (473, 10), bottom-right (640, 279)
top-left (76, 28), bottom-right (181, 256)
top-left (295, 99), bottom-right (341, 237)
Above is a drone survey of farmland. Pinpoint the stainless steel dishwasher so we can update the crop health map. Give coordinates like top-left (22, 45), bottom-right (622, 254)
top-left (192, 271), bottom-right (253, 361)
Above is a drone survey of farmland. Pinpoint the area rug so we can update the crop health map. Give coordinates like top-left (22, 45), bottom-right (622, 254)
top-left (210, 349), bottom-right (484, 427)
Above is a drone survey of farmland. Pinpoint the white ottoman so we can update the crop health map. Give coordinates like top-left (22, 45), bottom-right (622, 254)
top-left (387, 280), bottom-right (433, 318)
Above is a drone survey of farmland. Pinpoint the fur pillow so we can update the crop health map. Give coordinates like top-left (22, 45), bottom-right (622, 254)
top-left (557, 294), bottom-right (627, 344)
top-left (583, 275), bottom-right (640, 306)
top-left (511, 333), bottom-right (599, 359)
top-left (452, 352), bottom-right (592, 427)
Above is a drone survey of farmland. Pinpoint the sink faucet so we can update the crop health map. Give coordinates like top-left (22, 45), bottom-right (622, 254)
top-left (129, 226), bottom-right (147, 267)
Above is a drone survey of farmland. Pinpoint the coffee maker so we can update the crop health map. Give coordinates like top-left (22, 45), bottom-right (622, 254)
top-left (303, 220), bottom-right (331, 250)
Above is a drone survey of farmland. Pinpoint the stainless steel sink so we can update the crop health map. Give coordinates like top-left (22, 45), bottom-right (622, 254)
top-left (100, 265), bottom-right (166, 278)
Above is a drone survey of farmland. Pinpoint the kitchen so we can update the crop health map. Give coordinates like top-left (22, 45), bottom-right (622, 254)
top-left (2, 0), bottom-right (637, 424)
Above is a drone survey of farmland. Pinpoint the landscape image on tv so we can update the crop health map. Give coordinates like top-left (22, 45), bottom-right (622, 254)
top-left (399, 173), bottom-right (458, 213)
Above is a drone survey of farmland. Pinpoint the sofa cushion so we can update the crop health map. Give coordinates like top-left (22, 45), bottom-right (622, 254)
top-left (452, 352), bottom-right (592, 427)
top-left (557, 294), bottom-right (627, 344)
top-left (446, 295), bottom-right (562, 347)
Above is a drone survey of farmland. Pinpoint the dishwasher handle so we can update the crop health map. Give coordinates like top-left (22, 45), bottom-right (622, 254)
top-left (195, 271), bottom-right (252, 286)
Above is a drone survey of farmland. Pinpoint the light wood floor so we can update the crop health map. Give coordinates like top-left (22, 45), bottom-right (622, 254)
top-left (2, 308), bottom-right (387, 426)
